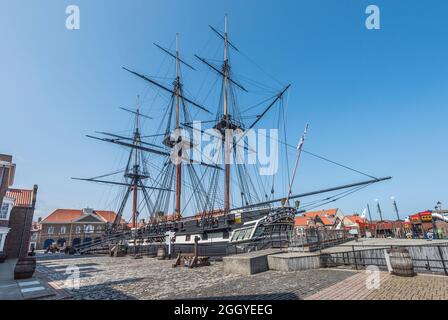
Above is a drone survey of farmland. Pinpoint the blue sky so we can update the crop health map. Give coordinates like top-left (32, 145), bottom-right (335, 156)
top-left (1, 0), bottom-right (447, 221)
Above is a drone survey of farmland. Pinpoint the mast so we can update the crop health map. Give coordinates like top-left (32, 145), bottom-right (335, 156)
top-left (223, 14), bottom-right (231, 213)
top-left (392, 197), bottom-right (400, 221)
top-left (367, 203), bottom-right (373, 222)
top-left (175, 33), bottom-right (182, 220)
top-left (285, 124), bottom-right (309, 204)
top-left (375, 199), bottom-right (383, 222)
top-left (132, 98), bottom-right (141, 229)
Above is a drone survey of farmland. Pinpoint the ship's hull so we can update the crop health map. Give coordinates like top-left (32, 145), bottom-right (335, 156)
top-left (126, 206), bottom-right (296, 257)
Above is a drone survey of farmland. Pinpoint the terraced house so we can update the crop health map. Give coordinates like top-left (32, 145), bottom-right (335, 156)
top-left (37, 208), bottom-right (125, 249)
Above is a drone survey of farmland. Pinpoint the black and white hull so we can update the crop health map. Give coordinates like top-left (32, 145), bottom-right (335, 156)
top-left (127, 206), bottom-right (296, 257)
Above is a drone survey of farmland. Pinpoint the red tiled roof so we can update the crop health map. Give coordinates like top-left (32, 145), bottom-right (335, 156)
top-left (345, 215), bottom-right (366, 225)
top-left (96, 211), bottom-right (122, 223)
top-left (304, 208), bottom-right (338, 218)
top-left (318, 216), bottom-right (335, 226)
top-left (6, 188), bottom-right (33, 207)
top-left (42, 209), bottom-right (122, 224)
top-left (294, 216), bottom-right (310, 227)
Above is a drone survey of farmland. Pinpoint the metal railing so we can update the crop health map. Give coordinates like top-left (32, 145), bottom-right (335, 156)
top-left (288, 228), bottom-right (352, 252)
top-left (320, 243), bottom-right (448, 276)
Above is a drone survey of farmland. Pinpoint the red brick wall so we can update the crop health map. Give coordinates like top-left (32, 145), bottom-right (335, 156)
top-left (37, 223), bottom-right (106, 249)
top-left (4, 205), bottom-right (35, 258)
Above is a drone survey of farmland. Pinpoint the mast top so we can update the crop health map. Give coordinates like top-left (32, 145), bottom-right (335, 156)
top-left (224, 15), bottom-right (228, 62)
top-left (224, 14), bottom-right (228, 34)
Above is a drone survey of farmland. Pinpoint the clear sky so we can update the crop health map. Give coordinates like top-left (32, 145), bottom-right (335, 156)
top-left (1, 0), bottom-right (447, 221)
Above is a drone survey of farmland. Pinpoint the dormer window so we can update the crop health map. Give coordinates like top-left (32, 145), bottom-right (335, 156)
top-left (0, 203), bottom-right (9, 220)
top-left (0, 197), bottom-right (13, 220)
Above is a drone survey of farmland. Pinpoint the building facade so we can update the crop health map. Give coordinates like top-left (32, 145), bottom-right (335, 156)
top-left (1, 154), bottom-right (37, 261)
top-left (294, 208), bottom-right (341, 234)
top-left (3, 187), bottom-right (38, 258)
top-left (37, 208), bottom-right (124, 249)
top-left (0, 154), bottom-right (15, 258)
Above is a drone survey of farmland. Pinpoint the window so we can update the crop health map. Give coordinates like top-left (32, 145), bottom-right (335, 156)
top-left (75, 226), bottom-right (81, 234)
top-left (253, 226), bottom-right (264, 238)
top-left (185, 235), bottom-right (191, 242)
top-left (237, 230), bottom-right (246, 241)
top-left (243, 228), bottom-right (253, 240)
top-left (60, 226), bottom-right (66, 234)
top-left (48, 226), bottom-right (54, 234)
top-left (223, 230), bottom-right (229, 239)
top-left (85, 225), bottom-right (94, 233)
top-left (0, 203), bottom-right (9, 220)
top-left (0, 233), bottom-right (6, 252)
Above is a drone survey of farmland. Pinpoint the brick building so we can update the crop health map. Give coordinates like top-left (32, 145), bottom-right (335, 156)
top-left (37, 208), bottom-right (125, 249)
top-left (2, 187), bottom-right (38, 258)
top-left (0, 154), bottom-right (15, 205)
top-left (294, 208), bottom-right (341, 234)
top-left (1, 154), bottom-right (37, 261)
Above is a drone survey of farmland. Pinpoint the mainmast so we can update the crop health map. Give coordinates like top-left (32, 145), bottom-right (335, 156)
top-left (131, 99), bottom-right (141, 229)
top-left (223, 15), bottom-right (231, 213)
top-left (174, 33), bottom-right (182, 220)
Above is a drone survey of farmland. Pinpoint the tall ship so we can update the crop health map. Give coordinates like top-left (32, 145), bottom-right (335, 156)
top-left (73, 16), bottom-right (390, 256)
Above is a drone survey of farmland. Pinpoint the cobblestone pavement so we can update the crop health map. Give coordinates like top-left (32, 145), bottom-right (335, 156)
top-left (306, 270), bottom-right (448, 300)
top-left (36, 255), bottom-right (448, 300)
top-left (36, 255), bottom-right (355, 300)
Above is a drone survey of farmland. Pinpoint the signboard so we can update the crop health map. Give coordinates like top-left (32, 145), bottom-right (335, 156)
top-left (235, 212), bottom-right (242, 223)
top-left (410, 213), bottom-right (421, 224)
top-left (419, 212), bottom-right (432, 222)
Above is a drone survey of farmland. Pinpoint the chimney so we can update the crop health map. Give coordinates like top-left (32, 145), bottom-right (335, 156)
top-left (32, 184), bottom-right (38, 208)
top-left (82, 207), bottom-right (94, 215)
